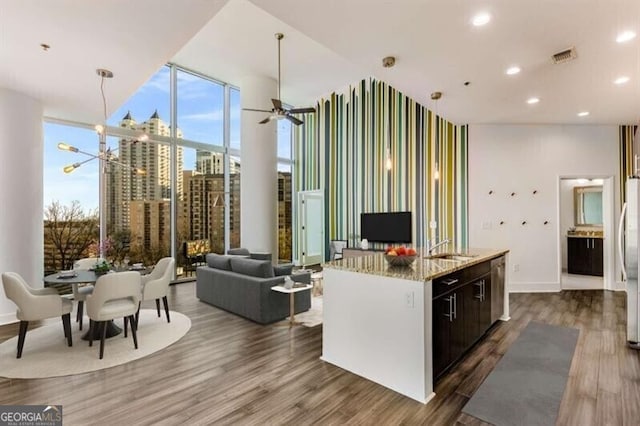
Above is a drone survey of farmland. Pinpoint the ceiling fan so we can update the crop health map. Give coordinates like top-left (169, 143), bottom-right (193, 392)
top-left (242, 33), bottom-right (315, 126)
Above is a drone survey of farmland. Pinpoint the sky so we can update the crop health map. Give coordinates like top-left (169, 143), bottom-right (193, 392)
top-left (44, 65), bottom-right (293, 212)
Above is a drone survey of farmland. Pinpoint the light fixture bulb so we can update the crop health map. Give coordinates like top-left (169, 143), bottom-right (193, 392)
top-left (57, 142), bottom-right (78, 152)
top-left (135, 168), bottom-right (146, 175)
top-left (137, 133), bottom-right (149, 142)
top-left (578, 111), bottom-right (590, 117)
top-left (527, 97), bottom-right (540, 104)
top-left (614, 76), bottom-right (630, 85)
top-left (434, 163), bottom-right (440, 180)
top-left (472, 12), bottom-right (491, 26)
top-left (63, 163), bottom-right (80, 174)
top-left (385, 149), bottom-right (392, 170)
top-left (506, 66), bottom-right (521, 75)
top-left (616, 30), bottom-right (636, 43)
top-left (95, 124), bottom-right (104, 134)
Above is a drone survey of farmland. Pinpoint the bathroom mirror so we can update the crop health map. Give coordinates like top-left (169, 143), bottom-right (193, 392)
top-left (574, 186), bottom-right (603, 226)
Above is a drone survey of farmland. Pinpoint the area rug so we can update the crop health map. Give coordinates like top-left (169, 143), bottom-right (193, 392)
top-left (290, 296), bottom-right (322, 327)
top-left (462, 321), bottom-right (579, 426)
top-left (0, 309), bottom-right (191, 379)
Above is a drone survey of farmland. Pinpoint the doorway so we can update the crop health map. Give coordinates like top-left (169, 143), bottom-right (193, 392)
top-left (558, 176), bottom-right (614, 290)
top-left (297, 190), bottom-right (324, 267)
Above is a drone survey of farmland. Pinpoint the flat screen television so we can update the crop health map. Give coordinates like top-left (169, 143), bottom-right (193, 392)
top-left (360, 212), bottom-right (412, 243)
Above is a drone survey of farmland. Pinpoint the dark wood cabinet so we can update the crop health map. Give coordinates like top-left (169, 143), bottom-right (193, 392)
top-left (567, 236), bottom-right (603, 277)
top-left (432, 267), bottom-right (494, 380)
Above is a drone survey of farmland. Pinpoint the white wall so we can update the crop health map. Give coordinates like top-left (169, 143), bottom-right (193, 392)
top-left (0, 88), bottom-right (44, 324)
top-left (468, 125), bottom-right (619, 292)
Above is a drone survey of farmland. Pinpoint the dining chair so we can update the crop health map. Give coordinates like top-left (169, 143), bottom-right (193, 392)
top-left (72, 257), bottom-right (103, 330)
top-left (137, 257), bottom-right (175, 325)
top-left (86, 271), bottom-right (141, 359)
top-left (1, 272), bottom-right (73, 358)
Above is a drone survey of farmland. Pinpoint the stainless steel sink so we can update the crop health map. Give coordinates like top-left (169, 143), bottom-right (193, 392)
top-left (425, 253), bottom-right (477, 261)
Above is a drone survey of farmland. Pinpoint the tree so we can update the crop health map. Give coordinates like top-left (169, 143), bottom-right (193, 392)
top-left (44, 200), bottom-right (99, 271)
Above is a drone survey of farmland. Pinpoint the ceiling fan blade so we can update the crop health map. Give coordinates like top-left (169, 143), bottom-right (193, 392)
top-left (285, 114), bottom-right (304, 126)
top-left (271, 98), bottom-right (283, 110)
top-left (288, 107), bottom-right (316, 114)
top-left (243, 108), bottom-right (272, 113)
top-left (258, 116), bottom-right (272, 124)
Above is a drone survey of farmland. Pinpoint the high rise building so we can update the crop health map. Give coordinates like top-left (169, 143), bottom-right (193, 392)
top-left (107, 110), bottom-right (183, 252)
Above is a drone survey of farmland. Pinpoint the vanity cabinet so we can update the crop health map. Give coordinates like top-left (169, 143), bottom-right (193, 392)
top-left (432, 262), bottom-right (494, 380)
top-left (567, 236), bottom-right (603, 276)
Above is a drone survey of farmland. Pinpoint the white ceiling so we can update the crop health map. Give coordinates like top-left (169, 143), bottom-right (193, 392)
top-left (2, 0), bottom-right (640, 125)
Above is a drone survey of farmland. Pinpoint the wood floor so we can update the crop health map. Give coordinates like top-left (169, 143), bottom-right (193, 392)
top-left (1, 284), bottom-right (639, 425)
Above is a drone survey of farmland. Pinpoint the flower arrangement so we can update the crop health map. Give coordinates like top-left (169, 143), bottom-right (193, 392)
top-left (93, 260), bottom-right (112, 275)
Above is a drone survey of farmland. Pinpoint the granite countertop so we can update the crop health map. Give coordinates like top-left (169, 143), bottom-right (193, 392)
top-left (567, 231), bottom-right (604, 238)
top-left (323, 247), bottom-right (509, 282)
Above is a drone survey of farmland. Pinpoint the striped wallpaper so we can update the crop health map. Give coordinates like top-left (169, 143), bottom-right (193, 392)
top-left (294, 78), bottom-right (468, 258)
top-left (620, 125), bottom-right (638, 204)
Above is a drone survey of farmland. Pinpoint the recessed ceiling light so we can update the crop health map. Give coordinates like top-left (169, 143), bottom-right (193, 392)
top-left (578, 111), bottom-right (590, 117)
top-left (614, 76), bottom-right (630, 85)
top-left (616, 30), bottom-right (637, 43)
top-left (527, 97), bottom-right (540, 104)
top-left (506, 66), bottom-right (521, 75)
top-left (472, 12), bottom-right (491, 26)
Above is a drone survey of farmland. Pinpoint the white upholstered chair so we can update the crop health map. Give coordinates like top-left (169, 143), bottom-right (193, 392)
top-left (86, 271), bottom-right (141, 359)
top-left (72, 257), bottom-right (103, 330)
top-left (138, 257), bottom-right (175, 324)
top-left (1, 272), bottom-right (73, 358)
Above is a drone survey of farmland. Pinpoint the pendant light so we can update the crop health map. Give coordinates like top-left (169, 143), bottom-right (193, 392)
top-left (431, 91), bottom-right (442, 180)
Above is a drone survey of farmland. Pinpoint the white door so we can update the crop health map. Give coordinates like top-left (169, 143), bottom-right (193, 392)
top-left (299, 190), bottom-right (324, 266)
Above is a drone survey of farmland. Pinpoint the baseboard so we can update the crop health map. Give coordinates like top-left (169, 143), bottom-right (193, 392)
top-left (509, 282), bottom-right (561, 293)
top-left (0, 312), bottom-right (17, 326)
top-left (614, 281), bottom-right (627, 291)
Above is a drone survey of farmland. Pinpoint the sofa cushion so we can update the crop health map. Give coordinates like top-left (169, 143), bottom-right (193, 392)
top-left (227, 248), bottom-right (250, 256)
top-left (230, 257), bottom-right (275, 278)
top-left (273, 263), bottom-right (293, 276)
top-left (206, 253), bottom-right (232, 270)
top-left (250, 252), bottom-right (272, 261)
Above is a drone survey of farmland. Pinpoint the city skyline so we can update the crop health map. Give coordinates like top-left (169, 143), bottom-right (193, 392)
top-left (44, 66), bottom-right (294, 213)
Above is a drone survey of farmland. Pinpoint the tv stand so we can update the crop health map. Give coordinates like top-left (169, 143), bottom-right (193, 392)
top-left (342, 248), bottom-right (383, 259)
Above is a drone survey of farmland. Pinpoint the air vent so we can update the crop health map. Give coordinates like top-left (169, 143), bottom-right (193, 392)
top-left (551, 47), bottom-right (577, 64)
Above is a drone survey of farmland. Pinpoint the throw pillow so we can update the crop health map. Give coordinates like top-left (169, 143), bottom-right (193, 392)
top-left (206, 253), bottom-right (232, 270)
top-left (227, 248), bottom-right (250, 256)
top-left (230, 257), bottom-right (275, 278)
top-left (273, 264), bottom-right (293, 276)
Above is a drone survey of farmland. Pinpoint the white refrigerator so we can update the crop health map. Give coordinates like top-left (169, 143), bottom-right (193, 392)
top-left (618, 178), bottom-right (640, 349)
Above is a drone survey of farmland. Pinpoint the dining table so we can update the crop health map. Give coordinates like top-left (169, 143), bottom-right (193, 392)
top-left (43, 269), bottom-right (144, 341)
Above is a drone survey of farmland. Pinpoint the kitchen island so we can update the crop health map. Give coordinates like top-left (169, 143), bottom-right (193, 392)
top-left (321, 247), bottom-right (509, 404)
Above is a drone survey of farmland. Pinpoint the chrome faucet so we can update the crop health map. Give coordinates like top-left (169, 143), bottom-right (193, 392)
top-left (427, 237), bottom-right (450, 255)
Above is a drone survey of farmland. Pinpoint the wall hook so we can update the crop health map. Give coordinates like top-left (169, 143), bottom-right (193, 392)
top-left (500, 221), bottom-right (505, 225)
top-left (533, 190), bottom-right (538, 194)
top-left (521, 221), bottom-right (527, 225)
top-left (488, 190), bottom-right (493, 195)
top-left (543, 220), bottom-right (549, 225)
top-left (511, 192), bottom-right (516, 197)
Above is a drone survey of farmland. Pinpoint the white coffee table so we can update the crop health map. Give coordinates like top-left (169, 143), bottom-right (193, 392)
top-left (272, 284), bottom-right (313, 327)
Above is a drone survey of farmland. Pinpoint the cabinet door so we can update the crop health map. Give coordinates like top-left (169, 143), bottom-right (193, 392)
top-left (479, 276), bottom-right (492, 333)
top-left (462, 282), bottom-right (480, 347)
top-left (591, 238), bottom-right (604, 276)
top-left (432, 295), bottom-right (453, 379)
top-left (568, 237), bottom-right (589, 275)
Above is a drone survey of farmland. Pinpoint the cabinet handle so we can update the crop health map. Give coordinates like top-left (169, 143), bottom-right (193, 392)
top-left (482, 280), bottom-right (486, 301)
top-left (453, 293), bottom-right (457, 320)
top-left (443, 296), bottom-right (453, 322)
top-left (443, 278), bottom-right (459, 286)
top-left (474, 282), bottom-right (483, 300)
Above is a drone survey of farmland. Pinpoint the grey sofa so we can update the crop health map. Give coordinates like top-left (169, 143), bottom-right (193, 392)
top-left (196, 254), bottom-right (311, 324)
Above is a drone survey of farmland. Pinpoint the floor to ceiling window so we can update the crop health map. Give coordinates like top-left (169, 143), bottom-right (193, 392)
top-left (277, 120), bottom-right (293, 262)
top-left (43, 63), bottom-right (294, 277)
